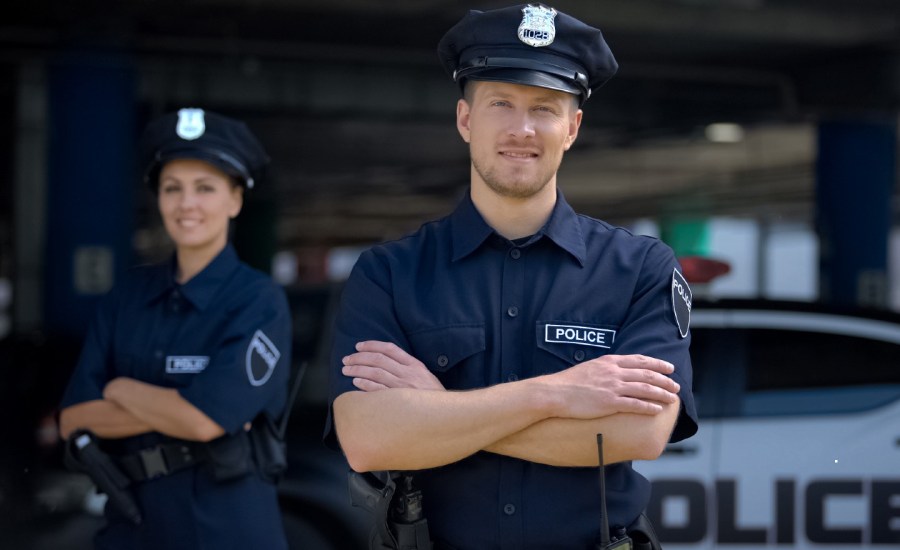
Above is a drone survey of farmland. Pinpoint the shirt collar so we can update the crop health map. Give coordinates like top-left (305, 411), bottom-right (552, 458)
top-left (144, 244), bottom-right (241, 310)
top-left (450, 191), bottom-right (495, 262)
top-left (450, 189), bottom-right (587, 266)
top-left (541, 190), bottom-right (587, 266)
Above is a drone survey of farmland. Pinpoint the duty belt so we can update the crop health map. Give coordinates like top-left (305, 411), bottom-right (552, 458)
top-left (117, 441), bottom-right (205, 482)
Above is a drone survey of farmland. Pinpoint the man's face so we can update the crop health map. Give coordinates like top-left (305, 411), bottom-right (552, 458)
top-left (456, 80), bottom-right (582, 199)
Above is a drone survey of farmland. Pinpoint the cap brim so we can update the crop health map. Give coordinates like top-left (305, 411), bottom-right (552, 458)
top-left (465, 68), bottom-right (582, 98)
top-left (156, 147), bottom-right (250, 184)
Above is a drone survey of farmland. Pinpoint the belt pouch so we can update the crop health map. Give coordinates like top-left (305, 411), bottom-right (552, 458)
top-left (205, 431), bottom-right (252, 482)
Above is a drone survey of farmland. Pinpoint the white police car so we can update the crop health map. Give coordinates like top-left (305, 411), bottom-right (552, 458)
top-left (634, 299), bottom-right (900, 549)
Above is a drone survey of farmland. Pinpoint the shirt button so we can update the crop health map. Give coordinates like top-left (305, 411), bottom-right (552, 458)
top-left (574, 350), bottom-right (585, 361)
top-left (510, 248), bottom-right (521, 259)
top-left (503, 503), bottom-right (516, 516)
top-left (507, 306), bottom-right (519, 318)
top-left (506, 373), bottom-right (519, 382)
top-left (154, 350), bottom-right (163, 359)
top-left (437, 355), bottom-right (449, 368)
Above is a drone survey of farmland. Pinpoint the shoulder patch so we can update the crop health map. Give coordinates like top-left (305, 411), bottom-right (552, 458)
top-left (246, 330), bottom-right (280, 386)
top-left (672, 268), bottom-right (692, 338)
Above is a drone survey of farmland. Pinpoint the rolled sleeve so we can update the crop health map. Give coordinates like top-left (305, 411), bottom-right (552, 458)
top-left (324, 249), bottom-right (412, 448)
top-left (178, 284), bottom-right (292, 434)
top-left (59, 289), bottom-right (119, 409)
top-left (611, 241), bottom-right (699, 442)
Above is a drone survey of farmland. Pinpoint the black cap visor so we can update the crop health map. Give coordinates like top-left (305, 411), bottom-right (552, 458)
top-left (464, 68), bottom-right (582, 99)
top-left (146, 147), bottom-right (253, 190)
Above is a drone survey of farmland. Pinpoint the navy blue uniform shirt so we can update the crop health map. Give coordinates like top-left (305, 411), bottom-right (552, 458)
top-left (328, 190), bottom-right (698, 550)
top-left (61, 244), bottom-right (291, 550)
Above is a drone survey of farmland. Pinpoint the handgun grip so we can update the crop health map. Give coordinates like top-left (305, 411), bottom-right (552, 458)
top-left (348, 471), bottom-right (395, 514)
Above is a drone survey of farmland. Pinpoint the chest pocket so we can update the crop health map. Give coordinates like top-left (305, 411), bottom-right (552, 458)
top-left (407, 325), bottom-right (486, 390)
top-left (535, 321), bottom-right (618, 374)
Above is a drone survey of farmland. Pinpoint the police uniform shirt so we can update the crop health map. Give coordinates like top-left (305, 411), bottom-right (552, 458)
top-left (61, 243), bottom-right (291, 550)
top-left (329, 190), bottom-right (699, 549)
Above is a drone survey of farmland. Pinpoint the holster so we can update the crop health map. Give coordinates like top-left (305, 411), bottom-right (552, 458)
top-left (626, 513), bottom-right (662, 550)
top-left (348, 471), bottom-right (433, 550)
top-left (65, 430), bottom-right (142, 525)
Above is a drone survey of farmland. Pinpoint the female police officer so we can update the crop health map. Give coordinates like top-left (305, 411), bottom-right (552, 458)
top-left (58, 108), bottom-right (291, 550)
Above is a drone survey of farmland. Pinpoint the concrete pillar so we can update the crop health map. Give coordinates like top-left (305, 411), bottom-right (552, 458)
top-left (44, 50), bottom-right (136, 337)
top-left (13, 63), bottom-right (48, 334)
top-left (816, 118), bottom-right (896, 308)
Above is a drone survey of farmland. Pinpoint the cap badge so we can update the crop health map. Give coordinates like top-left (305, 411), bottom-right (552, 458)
top-left (175, 108), bottom-right (205, 141)
top-left (518, 4), bottom-right (557, 48)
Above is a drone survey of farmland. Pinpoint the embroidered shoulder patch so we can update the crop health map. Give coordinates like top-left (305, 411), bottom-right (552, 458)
top-left (672, 269), bottom-right (692, 338)
top-left (246, 330), bottom-right (280, 386)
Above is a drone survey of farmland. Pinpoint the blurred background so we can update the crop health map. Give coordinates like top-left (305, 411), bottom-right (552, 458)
top-left (1, 0), bottom-right (899, 548)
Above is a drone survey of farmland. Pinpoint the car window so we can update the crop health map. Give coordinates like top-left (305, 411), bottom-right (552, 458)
top-left (690, 324), bottom-right (900, 418)
top-left (688, 326), bottom-right (745, 419)
top-left (743, 329), bottom-right (900, 416)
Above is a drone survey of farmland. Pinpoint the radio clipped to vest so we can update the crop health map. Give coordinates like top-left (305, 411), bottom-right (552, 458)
top-left (248, 360), bottom-right (307, 483)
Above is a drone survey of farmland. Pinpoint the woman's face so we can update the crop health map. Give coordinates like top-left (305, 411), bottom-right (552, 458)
top-left (157, 158), bottom-right (243, 255)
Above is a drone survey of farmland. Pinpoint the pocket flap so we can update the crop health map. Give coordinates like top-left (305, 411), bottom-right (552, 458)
top-left (408, 325), bottom-right (486, 372)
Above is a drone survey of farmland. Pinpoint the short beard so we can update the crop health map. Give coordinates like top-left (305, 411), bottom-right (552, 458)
top-left (471, 154), bottom-right (556, 200)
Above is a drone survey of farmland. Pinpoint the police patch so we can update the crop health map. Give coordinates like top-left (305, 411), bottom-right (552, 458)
top-left (545, 324), bottom-right (615, 348)
top-left (672, 269), bottom-right (692, 338)
top-left (518, 4), bottom-right (557, 47)
top-left (165, 355), bottom-right (209, 374)
top-left (246, 330), bottom-right (280, 387)
top-left (175, 108), bottom-right (205, 141)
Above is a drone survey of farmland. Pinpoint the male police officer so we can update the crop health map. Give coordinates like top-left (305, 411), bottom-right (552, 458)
top-left (328, 5), bottom-right (698, 549)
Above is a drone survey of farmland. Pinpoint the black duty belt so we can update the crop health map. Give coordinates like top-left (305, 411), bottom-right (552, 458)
top-left (116, 441), bottom-right (206, 482)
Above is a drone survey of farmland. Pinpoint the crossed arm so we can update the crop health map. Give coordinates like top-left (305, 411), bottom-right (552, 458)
top-left (59, 378), bottom-right (225, 442)
top-left (333, 341), bottom-right (681, 472)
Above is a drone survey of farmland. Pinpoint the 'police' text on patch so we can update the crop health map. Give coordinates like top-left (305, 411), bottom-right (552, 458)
top-left (246, 330), bottom-right (280, 387)
top-left (165, 355), bottom-right (209, 374)
top-left (545, 324), bottom-right (615, 348)
top-left (672, 268), bottom-right (692, 338)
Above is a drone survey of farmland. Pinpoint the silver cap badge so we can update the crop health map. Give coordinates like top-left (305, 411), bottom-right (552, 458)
top-left (175, 108), bottom-right (205, 140)
top-left (518, 4), bottom-right (557, 48)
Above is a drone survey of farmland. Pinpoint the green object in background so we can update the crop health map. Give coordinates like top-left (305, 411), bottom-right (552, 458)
top-left (661, 218), bottom-right (710, 258)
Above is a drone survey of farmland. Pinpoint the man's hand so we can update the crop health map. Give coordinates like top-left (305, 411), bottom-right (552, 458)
top-left (335, 345), bottom-right (682, 470)
top-left (342, 341), bottom-right (445, 392)
top-left (540, 354), bottom-right (680, 419)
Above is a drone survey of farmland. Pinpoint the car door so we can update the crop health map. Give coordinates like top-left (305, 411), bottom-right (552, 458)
top-left (641, 305), bottom-right (900, 549)
top-left (713, 310), bottom-right (900, 549)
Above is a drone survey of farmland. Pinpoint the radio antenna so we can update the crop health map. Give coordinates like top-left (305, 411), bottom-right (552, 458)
top-left (596, 433), bottom-right (632, 549)
top-left (597, 433), bottom-right (611, 547)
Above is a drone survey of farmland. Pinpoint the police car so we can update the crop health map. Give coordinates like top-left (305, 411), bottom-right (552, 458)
top-left (634, 299), bottom-right (900, 549)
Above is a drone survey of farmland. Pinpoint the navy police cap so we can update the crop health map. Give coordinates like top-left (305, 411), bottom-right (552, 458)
top-left (437, 4), bottom-right (618, 105)
top-left (140, 108), bottom-right (270, 191)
